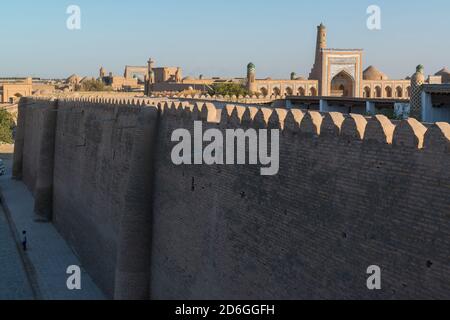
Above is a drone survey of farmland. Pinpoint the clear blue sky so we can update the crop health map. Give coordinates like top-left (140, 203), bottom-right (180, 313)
top-left (0, 0), bottom-right (448, 79)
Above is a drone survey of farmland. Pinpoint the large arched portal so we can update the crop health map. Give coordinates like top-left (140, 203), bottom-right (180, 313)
top-left (330, 71), bottom-right (354, 97)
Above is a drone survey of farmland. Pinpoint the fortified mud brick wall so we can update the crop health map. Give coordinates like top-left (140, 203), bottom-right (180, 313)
top-left (13, 98), bottom-right (55, 194)
top-left (13, 98), bottom-right (450, 299)
top-left (52, 100), bottom-right (147, 296)
top-left (14, 97), bottom-right (158, 298)
top-left (150, 103), bottom-right (450, 300)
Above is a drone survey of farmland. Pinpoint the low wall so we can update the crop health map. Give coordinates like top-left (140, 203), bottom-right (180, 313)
top-left (13, 97), bottom-right (450, 300)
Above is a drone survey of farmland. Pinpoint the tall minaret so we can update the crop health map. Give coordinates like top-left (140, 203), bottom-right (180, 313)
top-left (145, 58), bottom-right (156, 96)
top-left (410, 65), bottom-right (425, 120)
top-left (315, 23), bottom-right (327, 66)
top-left (309, 23), bottom-right (327, 82)
top-left (147, 58), bottom-right (155, 75)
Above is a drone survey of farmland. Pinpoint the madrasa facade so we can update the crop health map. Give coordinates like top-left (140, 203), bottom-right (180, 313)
top-left (246, 23), bottom-right (411, 99)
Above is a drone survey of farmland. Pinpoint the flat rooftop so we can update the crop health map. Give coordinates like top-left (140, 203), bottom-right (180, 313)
top-left (286, 95), bottom-right (409, 103)
top-left (423, 84), bottom-right (450, 94)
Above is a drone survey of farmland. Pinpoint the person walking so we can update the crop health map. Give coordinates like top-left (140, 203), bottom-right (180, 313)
top-left (22, 230), bottom-right (27, 251)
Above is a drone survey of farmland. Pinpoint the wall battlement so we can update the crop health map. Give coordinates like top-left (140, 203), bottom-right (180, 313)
top-left (12, 97), bottom-right (450, 300)
top-left (44, 95), bottom-right (449, 152)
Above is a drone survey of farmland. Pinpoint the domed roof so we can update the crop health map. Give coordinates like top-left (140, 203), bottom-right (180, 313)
top-left (80, 77), bottom-right (94, 83)
top-left (66, 74), bottom-right (81, 84)
top-left (363, 66), bottom-right (389, 80)
top-left (435, 67), bottom-right (450, 76)
top-left (247, 62), bottom-right (256, 70)
top-left (67, 74), bottom-right (79, 81)
top-left (411, 65), bottom-right (425, 83)
top-left (435, 67), bottom-right (450, 83)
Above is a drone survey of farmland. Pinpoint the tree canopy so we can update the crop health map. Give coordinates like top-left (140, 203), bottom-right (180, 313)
top-left (77, 79), bottom-right (112, 92)
top-left (208, 83), bottom-right (250, 97)
top-left (0, 109), bottom-right (15, 144)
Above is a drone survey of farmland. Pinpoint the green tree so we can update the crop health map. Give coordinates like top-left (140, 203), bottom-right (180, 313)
top-left (0, 109), bottom-right (15, 144)
top-left (77, 79), bottom-right (112, 92)
top-left (208, 82), bottom-right (250, 97)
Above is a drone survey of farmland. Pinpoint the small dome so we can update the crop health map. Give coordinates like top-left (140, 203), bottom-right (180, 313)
top-left (411, 65), bottom-right (425, 84)
top-left (435, 67), bottom-right (450, 76)
top-left (67, 74), bottom-right (79, 81)
top-left (67, 74), bottom-right (81, 84)
top-left (363, 66), bottom-right (389, 80)
top-left (80, 77), bottom-right (94, 83)
top-left (435, 67), bottom-right (450, 83)
top-left (247, 62), bottom-right (256, 71)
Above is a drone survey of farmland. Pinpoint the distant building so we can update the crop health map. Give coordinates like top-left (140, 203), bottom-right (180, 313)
top-left (435, 67), bottom-right (450, 84)
top-left (0, 78), bottom-right (33, 103)
top-left (144, 58), bottom-right (270, 95)
top-left (144, 24), bottom-right (448, 99)
top-left (99, 67), bottom-right (142, 91)
top-left (421, 84), bottom-right (450, 123)
top-left (67, 74), bottom-right (82, 85)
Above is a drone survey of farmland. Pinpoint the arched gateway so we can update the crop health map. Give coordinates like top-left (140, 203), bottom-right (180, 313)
top-left (330, 71), bottom-right (354, 97)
